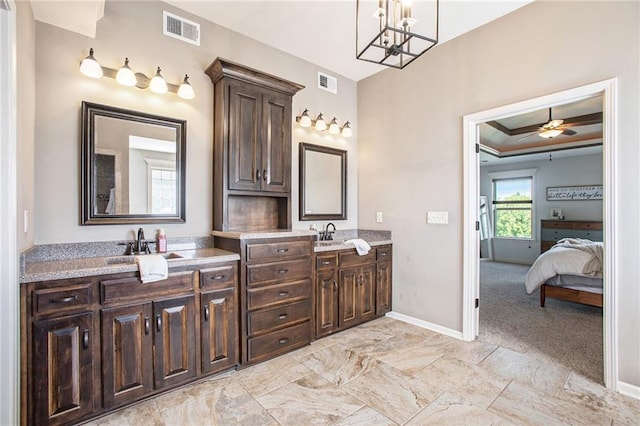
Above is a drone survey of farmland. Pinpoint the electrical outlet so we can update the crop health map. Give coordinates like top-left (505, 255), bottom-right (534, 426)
top-left (427, 211), bottom-right (448, 224)
top-left (376, 212), bottom-right (383, 223)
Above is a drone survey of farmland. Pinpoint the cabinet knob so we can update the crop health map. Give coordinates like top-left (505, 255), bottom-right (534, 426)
top-left (83, 329), bottom-right (90, 349)
top-left (256, 169), bottom-right (261, 180)
top-left (156, 314), bottom-right (162, 332)
top-left (204, 306), bottom-right (210, 322)
top-left (278, 291), bottom-right (289, 297)
top-left (278, 338), bottom-right (289, 344)
top-left (212, 275), bottom-right (225, 281)
top-left (278, 313), bottom-right (288, 320)
top-left (277, 248), bottom-right (289, 253)
top-left (277, 269), bottom-right (289, 275)
top-left (321, 261), bottom-right (331, 265)
top-left (144, 317), bottom-right (150, 335)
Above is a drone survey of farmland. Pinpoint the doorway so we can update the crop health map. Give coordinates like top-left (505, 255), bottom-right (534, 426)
top-left (462, 79), bottom-right (618, 390)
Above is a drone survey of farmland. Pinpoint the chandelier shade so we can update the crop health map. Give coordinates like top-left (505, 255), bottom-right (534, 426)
top-left (356, 0), bottom-right (439, 69)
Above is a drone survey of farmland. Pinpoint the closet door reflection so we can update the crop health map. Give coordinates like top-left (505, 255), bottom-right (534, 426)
top-left (479, 196), bottom-right (493, 259)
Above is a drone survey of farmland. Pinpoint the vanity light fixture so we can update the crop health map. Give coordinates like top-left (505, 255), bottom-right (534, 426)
top-left (79, 48), bottom-right (195, 100)
top-left (295, 109), bottom-right (352, 138)
top-left (314, 113), bottom-right (327, 131)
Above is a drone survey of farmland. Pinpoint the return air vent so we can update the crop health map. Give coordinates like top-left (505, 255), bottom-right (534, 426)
top-left (318, 72), bottom-right (337, 94)
top-left (163, 11), bottom-right (200, 46)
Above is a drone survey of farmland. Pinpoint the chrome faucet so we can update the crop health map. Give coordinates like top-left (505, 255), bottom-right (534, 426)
top-left (320, 223), bottom-right (336, 241)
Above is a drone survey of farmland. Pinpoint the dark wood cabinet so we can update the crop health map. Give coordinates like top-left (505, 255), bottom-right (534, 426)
top-left (206, 58), bottom-right (303, 231)
top-left (153, 295), bottom-right (196, 388)
top-left (22, 261), bottom-right (239, 426)
top-left (101, 303), bottom-right (153, 408)
top-left (32, 313), bottom-right (96, 426)
top-left (313, 245), bottom-right (392, 339)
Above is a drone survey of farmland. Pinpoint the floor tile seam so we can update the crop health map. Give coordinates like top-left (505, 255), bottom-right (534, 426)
top-left (404, 353), bottom-right (445, 379)
top-left (474, 342), bottom-right (500, 366)
top-left (399, 390), bottom-right (447, 426)
top-left (485, 378), bottom-right (514, 412)
top-left (236, 368), bottom-right (315, 400)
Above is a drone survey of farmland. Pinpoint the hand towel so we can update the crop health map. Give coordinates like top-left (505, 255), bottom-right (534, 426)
top-left (135, 254), bottom-right (168, 283)
top-left (345, 238), bottom-right (371, 256)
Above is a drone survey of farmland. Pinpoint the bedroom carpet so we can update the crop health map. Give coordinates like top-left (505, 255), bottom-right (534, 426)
top-left (478, 259), bottom-right (603, 384)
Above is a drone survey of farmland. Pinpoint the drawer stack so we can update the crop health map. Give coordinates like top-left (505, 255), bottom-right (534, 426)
top-left (242, 238), bottom-right (313, 364)
top-left (540, 220), bottom-right (603, 252)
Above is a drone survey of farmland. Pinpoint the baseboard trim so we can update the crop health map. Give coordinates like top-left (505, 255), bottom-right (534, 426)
top-left (386, 311), bottom-right (463, 340)
top-left (492, 257), bottom-right (534, 266)
top-left (617, 381), bottom-right (640, 400)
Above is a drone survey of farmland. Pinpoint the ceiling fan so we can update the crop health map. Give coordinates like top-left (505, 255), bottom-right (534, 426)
top-left (517, 108), bottom-right (577, 141)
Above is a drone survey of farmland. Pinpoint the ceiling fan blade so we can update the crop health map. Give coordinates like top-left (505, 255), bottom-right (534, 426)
top-left (516, 132), bottom-right (538, 142)
top-left (562, 128), bottom-right (577, 136)
top-left (559, 112), bottom-right (603, 128)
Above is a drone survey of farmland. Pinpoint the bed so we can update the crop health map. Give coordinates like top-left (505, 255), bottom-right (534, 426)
top-left (525, 239), bottom-right (603, 308)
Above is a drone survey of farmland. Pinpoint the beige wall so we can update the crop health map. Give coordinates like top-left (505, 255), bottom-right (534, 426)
top-left (17, 0), bottom-right (36, 252)
top-left (358, 1), bottom-right (640, 386)
top-left (33, 0), bottom-right (358, 244)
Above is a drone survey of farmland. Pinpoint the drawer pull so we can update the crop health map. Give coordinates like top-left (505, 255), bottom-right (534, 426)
top-left (277, 291), bottom-right (289, 297)
top-left (256, 169), bottom-right (261, 180)
top-left (277, 269), bottom-right (289, 275)
top-left (156, 314), bottom-right (162, 332)
top-left (263, 169), bottom-right (267, 182)
top-left (144, 317), bottom-right (150, 335)
top-left (211, 275), bottom-right (226, 280)
top-left (277, 248), bottom-right (289, 253)
top-left (50, 295), bottom-right (78, 304)
top-left (321, 261), bottom-right (331, 265)
top-left (83, 330), bottom-right (89, 349)
top-left (278, 313), bottom-right (288, 320)
top-left (204, 306), bottom-right (210, 322)
top-left (278, 338), bottom-right (289, 344)
top-left (333, 280), bottom-right (338, 291)
top-left (380, 252), bottom-right (387, 256)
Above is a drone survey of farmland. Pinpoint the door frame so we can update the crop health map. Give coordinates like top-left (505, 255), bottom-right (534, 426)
top-left (0, 0), bottom-right (19, 423)
top-left (462, 79), bottom-right (618, 390)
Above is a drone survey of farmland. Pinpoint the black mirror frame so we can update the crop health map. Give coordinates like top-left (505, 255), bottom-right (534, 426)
top-left (299, 142), bottom-right (347, 221)
top-left (81, 101), bottom-right (186, 225)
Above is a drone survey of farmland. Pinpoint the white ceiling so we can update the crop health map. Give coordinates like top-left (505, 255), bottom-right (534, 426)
top-left (31, 0), bottom-right (534, 81)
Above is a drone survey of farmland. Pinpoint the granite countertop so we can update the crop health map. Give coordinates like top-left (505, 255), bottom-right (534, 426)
top-left (212, 229), bottom-right (317, 239)
top-left (20, 247), bottom-right (240, 284)
top-left (313, 238), bottom-right (393, 253)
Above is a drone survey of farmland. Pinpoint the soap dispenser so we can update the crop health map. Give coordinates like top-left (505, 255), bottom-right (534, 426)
top-left (157, 229), bottom-right (167, 253)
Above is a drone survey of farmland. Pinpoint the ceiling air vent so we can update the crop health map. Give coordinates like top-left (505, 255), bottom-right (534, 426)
top-left (163, 11), bottom-right (200, 46)
top-left (318, 72), bottom-right (337, 94)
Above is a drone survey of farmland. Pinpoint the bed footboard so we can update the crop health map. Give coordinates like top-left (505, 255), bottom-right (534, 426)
top-left (540, 284), bottom-right (603, 308)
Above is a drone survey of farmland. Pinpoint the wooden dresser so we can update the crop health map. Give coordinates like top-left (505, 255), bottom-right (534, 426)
top-left (540, 220), bottom-right (603, 253)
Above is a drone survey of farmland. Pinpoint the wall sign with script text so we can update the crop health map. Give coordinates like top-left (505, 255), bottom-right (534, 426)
top-left (546, 185), bottom-right (603, 201)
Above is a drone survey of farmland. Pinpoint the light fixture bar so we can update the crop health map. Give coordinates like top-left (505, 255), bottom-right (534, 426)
top-left (79, 48), bottom-right (194, 99)
top-left (295, 109), bottom-right (352, 138)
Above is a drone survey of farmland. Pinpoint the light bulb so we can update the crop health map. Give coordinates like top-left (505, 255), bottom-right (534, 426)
top-left (115, 58), bottom-right (137, 86)
top-left (149, 67), bottom-right (168, 94)
top-left (177, 74), bottom-right (195, 100)
top-left (328, 117), bottom-right (340, 135)
top-left (539, 129), bottom-right (562, 139)
top-left (341, 121), bottom-right (352, 138)
top-left (79, 48), bottom-right (103, 79)
top-left (298, 109), bottom-right (312, 127)
top-left (314, 113), bottom-right (327, 131)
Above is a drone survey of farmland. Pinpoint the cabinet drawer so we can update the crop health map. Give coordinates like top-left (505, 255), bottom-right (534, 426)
top-left (101, 271), bottom-right (193, 304)
top-left (541, 228), bottom-right (571, 241)
top-left (247, 300), bottom-right (311, 336)
top-left (247, 259), bottom-right (311, 286)
top-left (316, 253), bottom-right (338, 270)
top-left (33, 283), bottom-right (94, 316)
top-left (339, 250), bottom-right (376, 268)
top-left (247, 279), bottom-right (311, 310)
top-left (572, 230), bottom-right (603, 241)
top-left (376, 246), bottom-right (392, 262)
top-left (200, 264), bottom-right (236, 290)
top-left (247, 321), bottom-right (310, 364)
top-left (573, 222), bottom-right (603, 231)
top-left (247, 240), bottom-right (310, 262)
top-left (541, 220), bottom-right (574, 229)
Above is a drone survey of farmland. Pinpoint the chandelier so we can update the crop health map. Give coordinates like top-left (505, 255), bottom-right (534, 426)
top-left (356, 0), bottom-right (439, 69)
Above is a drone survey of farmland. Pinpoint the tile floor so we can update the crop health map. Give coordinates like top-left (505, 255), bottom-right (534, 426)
top-left (86, 317), bottom-right (640, 425)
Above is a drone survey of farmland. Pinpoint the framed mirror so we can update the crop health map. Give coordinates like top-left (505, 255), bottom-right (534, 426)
top-left (81, 101), bottom-right (186, 225)
top-left (299, 143), bottom-right (347, 221)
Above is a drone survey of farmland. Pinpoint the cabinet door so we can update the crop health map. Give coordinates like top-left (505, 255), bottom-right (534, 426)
top-left (154, 295), bottom-right (196, 388)
top-left (315, 269), bottom-right (339, 337)
top-left (260, 90), bottom-right (291, 192)
top-left (376, 262), bottom-right (392, 315)
top-left (101, 303), bottom-right (153, 408)
top-left (201, 289), bottom-right (238, 375)
top-left (338, 267), bottom-right (359, 329)
top-left (358, 264), bottom-right (377, 323)
top-left (228, 82), bottom-right (262, 191)
top-left (32, 313), bottom-right (95, 425)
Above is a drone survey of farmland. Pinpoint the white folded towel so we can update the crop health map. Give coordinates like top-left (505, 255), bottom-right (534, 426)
top-left (345, 238), bottom-right (371, 256)
top-left (135, 254), bottom-right (168, 283)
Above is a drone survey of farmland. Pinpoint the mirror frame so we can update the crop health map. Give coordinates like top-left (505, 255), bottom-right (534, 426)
top-left (299, 142), bottom-right (347, 221)
top-left (81, 101), bottom-right (186, 225)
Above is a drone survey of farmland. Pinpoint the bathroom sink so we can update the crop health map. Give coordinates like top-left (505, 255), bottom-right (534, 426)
top-left (104, 252), bottom-right (183, 265)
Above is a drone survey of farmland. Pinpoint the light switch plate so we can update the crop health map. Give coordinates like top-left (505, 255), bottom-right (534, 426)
top-left (427, 211), bottom-right (448, 224)
top-left (376, 212), bottom-right (383, 223)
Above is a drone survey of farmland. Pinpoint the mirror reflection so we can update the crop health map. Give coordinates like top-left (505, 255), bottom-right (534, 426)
top-left (299, 143), bottom-right (347, 221)
top-left (82, 102), bottom-right (186, 225)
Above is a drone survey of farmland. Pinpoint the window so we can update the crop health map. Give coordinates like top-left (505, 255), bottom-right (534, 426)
top-left (492, 176), bottom-right (533, 239)
top-left (150, 168), bottom-right (176, 214)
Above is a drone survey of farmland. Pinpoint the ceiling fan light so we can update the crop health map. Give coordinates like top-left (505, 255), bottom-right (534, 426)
top-left (548, 119), bottom-right (564, 128)
top-left (539, 128), bottom-right (563, 139)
